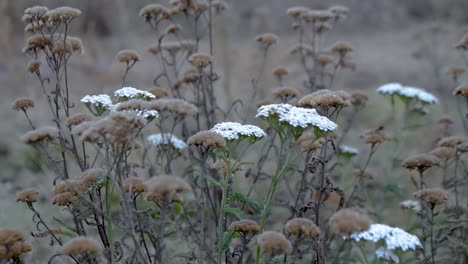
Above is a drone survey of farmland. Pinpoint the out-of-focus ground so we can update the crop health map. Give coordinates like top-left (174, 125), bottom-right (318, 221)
top-left (0, 0), bottom-right (468, 262)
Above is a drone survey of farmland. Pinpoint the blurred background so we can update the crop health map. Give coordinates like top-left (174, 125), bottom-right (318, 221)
top-left (0, 0), bottom-right (467, 261)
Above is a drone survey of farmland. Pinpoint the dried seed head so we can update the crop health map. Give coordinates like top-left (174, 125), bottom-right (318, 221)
top-left (23, 34), bottom-right (50, 53)
top-left (164, 24), bottom-right (181, 35)
top-left (329, 5), bottom-right (349, 19)
top-left (0, 229), bottom-right (31, 259)
top-left (284, 218), bottom-right (320, 238)
top-left (296, 132), bottom-right (325, 152)
top-left (329, 208), bottom-right (371, 236)
top-left (361, 128), bottom-right (388, 145)
top-left (286, 6), bottom-right (310, 18)
top-left (447, 66), bottom-right (465, 78)
top-left (414, 188), bottom-right (449, 207)
top-left (21, 126), bottom-right (59, 144)
top-left (182, 69), bottom-right (201, 83)
top-left (148, 87), bottom-right (169, 98)
top-left (329, 41), bottom-right (353, 54)
top-left (116, 49), bottom-right (140, 63)
top-left (272, 66), bottom-right (288, 78)
top-left (16, 188), bottom-right (39, 203)
top-left (437, 116), bottom-right (454, 126)
top-left (212, 1), bottom-right (228, 13)
top-left (228, 219), bottom-right (260, 235)
top-left (272, 87), bottom-right (299, 101)
top-left (257, 231), bottom-right (292, 255)
top-left (24, 6), bottom-right (49, 16)
top-left (148, 98), bottom-right (197, 116)
top-left (288, 43), bottom-right (314, 56)
top-left (430, 147), bottom-right (456, 160)
top-left (46, 6), bottom-right (81, 22)
top-left (146, 175), bottom-right (191, 203)
top-left (402, 154), bottom-right (439, 173)
top-left (71, 121), bottom-right (92, 137)
top-left (51, 192), bottom-right (77, 206)
top-left (12, 98), bottom-right (34, 111)
top-left (352, 169), bottom-right (375, 181)
top-left (189, 52), bottom-right (212, 68)
top-left (314, 22), bottom-right (332, 34)
top-left (255, 33), bottom-right (278, 47)
top-left (455, 34), bottom-right (468, 50)
top-left (453, 85), bottom-right (468, 96)
top-left (51, 36), bottom-right (83, 55)
top-left (115, 99), bottom-right (149, 111)
top-left (437, 136), bottom-right (465, 148)
top-left (350, 91), bottom-right (368, 107)
top-left (65, 113), bottom-right (93, 127)
top-left (212, 159), bottom-right (242, 176)
top-left (187, 130), bottom-right (226, 149)
top-left (123, 177), bottom-right (146, 193)
top-left (80, 168), bottom-right (105, 190)
top-left (304, 10), bottom-right (334, 22)
top-left (139, 4), bottom-right (169, 21)
top-left (298, 90), bottom-right (351, 108)
top-left (316, 54), bottom-right (334, 66)
top-left (63, 237), bottom-right (101, 256)
top-left (26, 60), bottom-right (41, 74)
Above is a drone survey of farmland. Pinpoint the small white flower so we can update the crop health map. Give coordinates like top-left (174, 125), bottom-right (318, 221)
top-left (376, 247), bottom-right (399, 263)
top-left (400, 200), bottom-right (421, 213)
top-left (147, 133), bottom-right (187, 150)
top-left (114, 87), bottom-right (155, 100)
top-left (339, 145), bottom-right (359, 155)
top-left (377, 83), bottom-right (438, 104)
top-left (348, 224), bottom-right (421, 251)
top-left (211, 122), bottom-right (266, 140)
top-left (81, 94), bottom-right (113, 108)
top-left (256, 103), bottom-right (337, 131)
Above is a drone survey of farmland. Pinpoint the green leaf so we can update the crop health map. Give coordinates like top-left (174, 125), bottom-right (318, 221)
top-left (219, 230), bottom-right (239, 252)
top-left (204, 174), bottom-right (223, 189)
top-left (228, 192), bottom-right (261, 213)
top-left (223, 206), bottom-right (243, 219)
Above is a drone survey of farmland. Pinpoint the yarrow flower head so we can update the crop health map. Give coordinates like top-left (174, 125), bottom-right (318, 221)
top-left (347, 223), bottom-right (422, 251)
top-left (210, 122), bottom-right (266, 141)
top-left (339, 145), bottom-right (359, 156)
top-left (81, 94), bottom-right (114, 116)
top-left (114, 87), bottom-right (156, 100)
top-left (377, 83), bottom-right (438, 104)
top-left (147, 133), bottom-right (187, 151)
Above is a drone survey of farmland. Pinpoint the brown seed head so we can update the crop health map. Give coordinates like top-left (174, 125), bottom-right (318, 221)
top-left (272, 66), bottom-right (288, 78)
top-left (272, 87), bottom-right (299, 100)
top-left (164, 24), bottom-right (181, 35)
top-left (123, 177), bottom-right (146, 193)
top-left (255, 33), bottom-right (278, 47)
top-left (329, 41), bottom-right (353, 54)
top-left (80, 168), bottom-right (105, 189)
top-left (437, 136), bottom-right (465, 148)
top-left (62, 237), bottom-right (101, 256)
top-left (46, 6), bottom-right (81, 22)
top-left (414, 188), bottom-right (449, 207)
top-left (212, 1), bottom-right (228, 13)
top-left (402, 153), bottom-right (439, 172)
top-left (212, 159), bottom-right (242, 176)
top-left (284, 218), bottom-right (320, 238)
top-left (304, 10), bottom-right (334, 22)
top-left (350, 91), bottom-right (368, 107)
top-left (26, 60), bottom-right (41, 74)
top-left (453, 85), bottom-right (468, 96)
top-left (139, 4), bottom-right (169, 21)
top-left (329, 208), bottom-right (371, 236)
top-left (116, 49), bottom-right (140, 64)
top-left (286, 6), bottom-right (310, 18)
top-left (52, 192), bottom-right (77, 206)
top-left (148, 87), bottom-right (169, 98)
top-left (24, 6), bottom-right (49, 16)
top-left (329, 5), bottom-right (349, 19)
top-left (228, 219), bottom-right (260, 235)
top-left (23, 34), bottom-right (50, 53)
top-left (65, 113), bottom-right (93, 127)
top-left (146, 175), bottom-right (191, 203)
top-left (147, 98), bottom-right (197, 116)
top-left (314, 22), bottom-right (332, 34)
top-left (316, 54), bottom-right (335, 66)
top-left (0, 229), bottom-right (31, 259)
top-left (16, 188), bottom-right (39, 203)
top-left (288, 43), bottom-right (314, 56)
top-left (361, 128), bottom-right (388, 145)
top-left (437, 116), bottom-right (454, 126)
top-left (447, 66), bottom-right (465, 78)
top-left (21, 126), bottom-right (59, 144)
top-left (189, 52), bottom-right (212, 68)
top-left (257, 231), bottom-right (292, 255)
top-left (298, 90), bottom-right (350, 108)
top-left (187, 130), bottom-right (226, 149)
top-left (12, 98), bottom-right (34, 112)
top-left (430, 147), bottom-right (456, 160)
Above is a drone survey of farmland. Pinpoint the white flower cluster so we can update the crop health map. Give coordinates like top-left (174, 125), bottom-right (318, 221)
top-left (377, 83), bottom-right (438, 104)
top-left (210, 122), bottom-right (266, 140)
top-left (256, 104), bottom-right (337, 131)
top-left (114, 87), bottom-right (155, 100)
top-left (81, 94), bottom-right (114, 109)
top-left (139, 109), bottom-right (159, 119)
top-left (147, 133), bottom-right (187, 150)
top-left (349, 224), bottom-right (421, 251)
top-left (400, 200), bottom-right (421, 213)
top-left (376, 247), bottom-right (399, 263)
top-left (339, 145), bottom-right (359, 155)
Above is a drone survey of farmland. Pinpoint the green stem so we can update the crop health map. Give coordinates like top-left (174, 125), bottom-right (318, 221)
top-left (105, 177), bottom-right (115, 263)
top-left (355, 242), bottom-right (369, 264)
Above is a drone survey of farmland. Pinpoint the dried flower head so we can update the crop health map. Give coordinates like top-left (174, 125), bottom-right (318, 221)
top-left (187, 130), bottom-right (226, 149)
top-left (438, 116), bottom-right (454, 126)
top-left (148, 98), bottom-right (197, 116)
top-left (285, 218), bottom-right (320, 238)
top-left (16, 188), bottom-right (39, 203)
top-left (146, 175), bottom-right (191, 203)
top-left (286, 6), bottom-right (310, 18)
top-left (329, 5), bottom-right (349, 19)
top-left (164, 24), bottom-right (181, 35)
top-left (24, 6), bottom-right (49, 17)
top-left (63, 237), bottom-right (101, 256)
top-left (272, 66), bottom-right (288, 78)
top-left (317, 54), bottom-right (334, 66)
top-left (23, 34), bottom-right (50, 54)
top-left (350, 91), bottom-right (368, 107)
top-left (148, 87), bottom-right (169, 98)
top-left (447, 66), bottom-right (465, 79)
top-left (46, 6), bottom-right (81, 23)
top-left (296, 132), bottom-right (325, 152)
top-left (437, 136), bottom-right (465, 148)
top-left (455, 34), bottom-right (468, 50)
top-left (65, 113), bottom-right (93, 127)
top-left (21, 126), bottom-right (59, 144)
top-left (212, 159), bottom-right (242, 176)
top-left (329, 208), bottom-right (371, 236)
top-left (52, 192), bottom-right (77, 206)
top-left (80, 168), bottom-right (105, 190)
top-left (257, 231), bottom-right (292, 255)
top-left (298, 90), bottom-right (351, 108)
top-left (228, 219), bottom-right (260, 235)
top-left (288, 43), bottom-right (314, 56)
top-left (0, 229), bottom-right (31, 260)
top-left (12, 98), bottom-right (34, 112)
top-left (414, 188), bottom-right (449, 207)
top-left (116, 49), bottom-right (140, 64)
top-left (314, 22), bottom-right (332, 34)
top-left (329, 41), bottom-right (353, 55)
top-left (304, 10), bottom-right (334, 22)
top-left (26, 60), bottom-right (41, 74)
top-left (272, 87), bottom-right (299, 101)
top-left (361, 128), bottom-right (388, 145)
top-left (189, 52), bottom-right (212, 68)
top-left (402, 154), bottom-right (439, 173)
top-left (123, 177), bottom-right (146, 193)
top-left (430, 147), bottom-right (456, 160)
top-left (453, 85), bottom-right (468, 96)
top-left (139, 4), bottom-right (170, 21)
top-left (255, 33), bottom-right (278, 47)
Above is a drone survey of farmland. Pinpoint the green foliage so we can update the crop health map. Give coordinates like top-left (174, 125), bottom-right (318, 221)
top-left (228, 192), bottom-right (261, 213)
